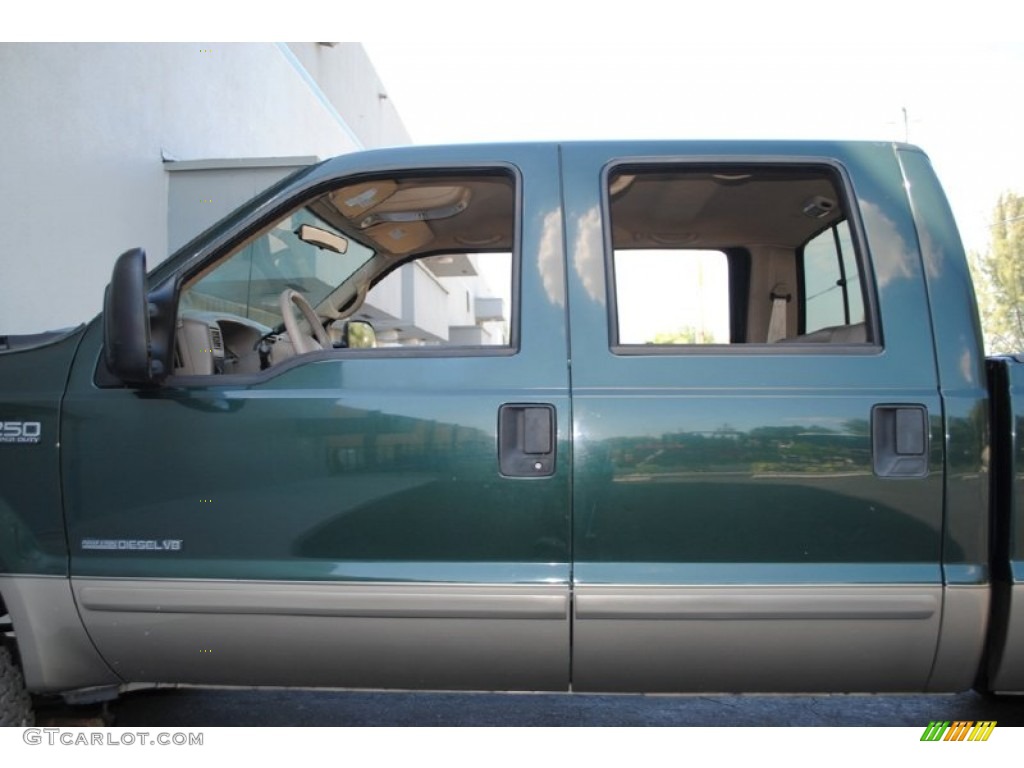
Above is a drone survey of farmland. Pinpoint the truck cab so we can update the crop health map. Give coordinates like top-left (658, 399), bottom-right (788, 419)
top-left (1, 140), bottom-right (1019, 723)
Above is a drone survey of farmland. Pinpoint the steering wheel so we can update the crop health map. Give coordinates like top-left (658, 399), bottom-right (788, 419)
top-left (279, 289), bottom-right (331, 354)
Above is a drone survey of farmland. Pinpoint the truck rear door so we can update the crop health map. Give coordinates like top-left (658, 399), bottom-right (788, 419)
top-left (562, 142), bottom-right (945, 692)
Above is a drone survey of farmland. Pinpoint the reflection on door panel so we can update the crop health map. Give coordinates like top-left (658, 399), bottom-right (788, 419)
top-left (566, 157), bottom-right (940, 694)
top-left (67, 159), bottom-right (573, 693)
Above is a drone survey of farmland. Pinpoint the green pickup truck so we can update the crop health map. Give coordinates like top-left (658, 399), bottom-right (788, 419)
top-left (2, 140), bottom-right (1022, 725)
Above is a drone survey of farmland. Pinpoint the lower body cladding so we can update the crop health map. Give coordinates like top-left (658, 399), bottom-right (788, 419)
top-left (72, 579), bottom-right (570, 691)
top-left (52, 578), bottom-right (986, 694)
top-left (572, 584), bottom-right (947, 693)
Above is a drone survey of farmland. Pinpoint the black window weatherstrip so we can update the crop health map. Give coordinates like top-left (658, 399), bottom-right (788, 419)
top-left (95, 344), bottom-right (520, 391)
top-left (161, 345), bottom-right (520, 389)
top-left (610, 342), bottom-right (883, 357)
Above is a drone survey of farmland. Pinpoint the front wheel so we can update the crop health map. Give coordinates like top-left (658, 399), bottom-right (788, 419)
top-left (0, 645), bottom-right (34, 726)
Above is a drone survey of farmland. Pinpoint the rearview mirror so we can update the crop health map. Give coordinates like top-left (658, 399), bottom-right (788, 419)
top-left (103, 248), bottom-right (164, 386)
top-left (341, 320), bottom-right (376, 349)
top-left (295, 223), bottom-right (348, 254)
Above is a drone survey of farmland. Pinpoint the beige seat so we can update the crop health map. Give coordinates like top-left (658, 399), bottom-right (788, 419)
top-left (781, 322), bottom-right (867, 344)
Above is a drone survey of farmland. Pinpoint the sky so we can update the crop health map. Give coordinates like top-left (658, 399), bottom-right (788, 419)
top-left (6, 6), bottom-right (1023, 265)
top-left (8, 1), bottom-right (1023, 254)
top-left (363, 41), bottom-right (1024, 255)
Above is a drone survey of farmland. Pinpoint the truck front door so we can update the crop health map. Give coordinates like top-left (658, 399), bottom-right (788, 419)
top-left (62, 147), bottom-right (572, 691)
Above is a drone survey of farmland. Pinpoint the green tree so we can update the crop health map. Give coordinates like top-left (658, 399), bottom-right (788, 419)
top-left (966, 195), bottom-right (1024, 354)
top-left (969, 192), bottom-right (1024, 354)
top-left (649, 326), bottom-right (719, 345)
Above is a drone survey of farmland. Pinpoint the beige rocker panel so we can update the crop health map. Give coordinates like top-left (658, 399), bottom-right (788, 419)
top-left (73, 579), bottom-right (571, 692)
top-left (572, 584), bottom-right (943, 693)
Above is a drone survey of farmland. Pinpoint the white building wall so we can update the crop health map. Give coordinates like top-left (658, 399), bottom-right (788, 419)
top-left (402, 264), bottom-right (450, 342)
top-left (165, 158), bottom-right (318, 253)
top-left (445, 275), bottom-right (477, 328)
top-left (0, 43), bottom-right (410, 334)
top-left (285, 43), bottom-right (410, 150)
top-left (362, 269), bottom-right (404, 324)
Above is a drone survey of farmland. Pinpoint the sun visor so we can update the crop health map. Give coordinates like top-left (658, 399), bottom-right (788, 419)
top-left (365, 221), bottom-right (435, 255)
top-left (358, 185), bottom-right (471, 228)
top-left (329, 180), bottom-right (397, 220)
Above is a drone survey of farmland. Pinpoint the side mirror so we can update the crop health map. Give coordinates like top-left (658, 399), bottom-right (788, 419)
top-left (341, 320), bottom-right (377, 349)
top-left (103, 248), bottom-right (164, 386)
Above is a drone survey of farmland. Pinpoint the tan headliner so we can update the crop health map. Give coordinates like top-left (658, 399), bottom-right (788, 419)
top-left (610, 168), bottom-right (844, 251)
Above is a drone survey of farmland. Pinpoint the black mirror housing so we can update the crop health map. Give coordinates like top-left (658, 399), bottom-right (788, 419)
top-left (103, 248), bottom-right (163, 386)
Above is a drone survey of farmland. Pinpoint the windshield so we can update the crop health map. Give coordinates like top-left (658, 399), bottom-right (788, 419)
top-left (180, 207), bottom-right (376, 328)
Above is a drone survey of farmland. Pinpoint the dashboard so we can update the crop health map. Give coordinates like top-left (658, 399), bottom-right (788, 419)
top-left (174, 311), bottom-right (272, 376)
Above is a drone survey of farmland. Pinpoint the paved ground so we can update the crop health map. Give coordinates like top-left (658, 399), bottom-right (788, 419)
top-left (38, 688), bottom-right (1024, 727)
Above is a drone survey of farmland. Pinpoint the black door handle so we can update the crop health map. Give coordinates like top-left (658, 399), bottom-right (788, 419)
top-left (498, 404), bottom-right (556, 477)
top-left (872, 404), bottom-right (928, 478)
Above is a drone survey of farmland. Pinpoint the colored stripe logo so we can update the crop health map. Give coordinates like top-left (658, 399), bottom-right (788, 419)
top-left (920, 721), bottom-right (996, 741)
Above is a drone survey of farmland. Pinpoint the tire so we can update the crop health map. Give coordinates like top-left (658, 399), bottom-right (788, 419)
top-left (0, 645), bottom-right (34, 726)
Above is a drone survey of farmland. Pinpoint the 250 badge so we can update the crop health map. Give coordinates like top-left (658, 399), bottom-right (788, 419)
top-left (0, 421), bottom-right (41, 444)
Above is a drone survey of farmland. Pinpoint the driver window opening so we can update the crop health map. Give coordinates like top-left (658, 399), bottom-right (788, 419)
top-left (347, 252), bottom-right (511, 349)
top-left (173, 171), bottom-right (516, 376)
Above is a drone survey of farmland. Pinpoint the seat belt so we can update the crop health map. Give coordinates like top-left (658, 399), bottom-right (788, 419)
top-left (767, 283), bottom-right (791, 343)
